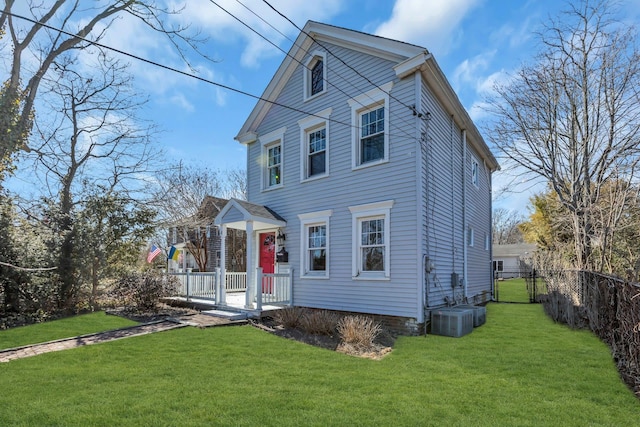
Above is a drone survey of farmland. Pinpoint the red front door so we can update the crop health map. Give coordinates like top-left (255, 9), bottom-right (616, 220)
top-left (259, 232), bottom-right (275, 292)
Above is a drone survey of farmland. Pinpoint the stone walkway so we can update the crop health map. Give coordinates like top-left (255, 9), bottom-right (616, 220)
top-left (0, 314), bottom-right (247, 363)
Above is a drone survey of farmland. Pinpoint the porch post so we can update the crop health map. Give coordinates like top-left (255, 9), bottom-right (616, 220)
top-left (256, 267), bottom-right (263, 311)
top-left (245, 220), bottom-right (254, 309)
top-left (218, 225), bottom-right (227, 306)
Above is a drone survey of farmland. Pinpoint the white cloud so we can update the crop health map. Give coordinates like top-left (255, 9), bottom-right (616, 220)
top-left (170, 93), bottom-right (195, 112)
top-left (375, 0), bottom-right (482, 55)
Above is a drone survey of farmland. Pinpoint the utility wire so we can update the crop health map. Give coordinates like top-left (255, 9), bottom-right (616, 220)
top-left (5, 11), bottom-right (355, 132)
top-left (213, 0), bottom-right (417, 142)
top-left (7, 10), bottom-right (418, 142)
top-left (262, 0), bottom-right (425, 118)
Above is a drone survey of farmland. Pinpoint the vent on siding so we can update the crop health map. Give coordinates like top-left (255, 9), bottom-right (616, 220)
top-left (430, 308), bottom-right (474, 338)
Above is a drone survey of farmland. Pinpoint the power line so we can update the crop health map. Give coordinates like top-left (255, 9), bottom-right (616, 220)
top-left (4, 11), bottom-right (354, 131)
top-left (6, 10), bottom-right (419, 142)
top-left (211, 0), bottom-right (418, 142)
top-left (261, 0), bottom-right (423, 117)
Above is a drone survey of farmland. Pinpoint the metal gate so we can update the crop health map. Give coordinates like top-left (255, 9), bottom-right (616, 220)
top-left (494, 268), bottom-right (545, 303)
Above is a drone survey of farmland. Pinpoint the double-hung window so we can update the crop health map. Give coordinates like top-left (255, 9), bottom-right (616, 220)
top-left (360, 105), bottom-right (385, 163)
top-left (304, 51), bottom-right (327, 101)
top-left (267, 144), bottom-right (281, 186)
top-left (349, 200), bottom-right (394, 280)
top-left (298, 210), bottom-right (332, 278)
top-left (259, 127), bottom-right (286, 191)
top-left (348, 82), bottom-right (393, 169)
top-left (298, 108), bottom-right (332, 181)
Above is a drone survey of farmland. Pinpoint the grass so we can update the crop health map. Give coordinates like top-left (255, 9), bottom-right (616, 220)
top-left (0, 304), bottom-right (638, 426)
top-left (0, 312), bottom-right (138, 350)
top-left (496, 277), bottom-right (531, 303)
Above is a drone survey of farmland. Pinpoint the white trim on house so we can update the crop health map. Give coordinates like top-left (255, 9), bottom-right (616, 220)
top-left (347, 81), bottom-right (394, 170)
top-left (348, 200), bottom-right (394, 280)
top-left (298, 209), bottom-right (332, 279)
top-left (258, 127), bottom-right (286, 192)
top-left (303, 50), bottom-right (327, 102)
top-left (298, 108), bottom-right (332, 182)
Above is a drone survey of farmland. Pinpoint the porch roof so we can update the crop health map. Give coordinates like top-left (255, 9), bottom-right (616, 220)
top-left (214, 198), bottom-right (286, 231)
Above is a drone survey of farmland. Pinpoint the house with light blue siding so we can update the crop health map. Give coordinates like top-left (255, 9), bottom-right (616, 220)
top-left (215, 21), bottom-right (499, 333)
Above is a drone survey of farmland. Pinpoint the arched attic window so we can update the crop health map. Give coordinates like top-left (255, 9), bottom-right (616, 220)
top-left (304, 51), bottom-right (327, 100)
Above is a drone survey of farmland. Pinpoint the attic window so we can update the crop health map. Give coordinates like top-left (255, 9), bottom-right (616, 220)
top-left (304, 51), bottom-right (327, 101)
top-left (311, 60), bottom-right (323, 95)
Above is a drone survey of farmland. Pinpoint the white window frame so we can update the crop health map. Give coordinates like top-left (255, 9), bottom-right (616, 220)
top-left (485, 232), bottom-right (490, 251)
top-left (303, 51), bottom-right (327, 101)
top-left (468, 226), bottom-right (475, 247)
top-left (348, 200), bottom-right (394, 280)
top-left (298, 210), bottom-right (332, 279)
top-left (471, 156), bottom-right (479, 188)
top-left (348, 81), bottom-right (393, 170)
top-left (298, 108), bottom-right (332, 182)
top-left (259, 127), bottom-right (286, 191)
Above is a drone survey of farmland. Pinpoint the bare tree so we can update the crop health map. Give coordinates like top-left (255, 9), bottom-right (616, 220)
top-left (492, 208), bottom-right (524, 244)
top-left (150, 164), bottom-right (247, 272)
top-left (0, 0), bottom-right (208, 180)
top-left (485, 0), bottom-right (640, 270)
top-left (29, 53), bottom-right (160, 308)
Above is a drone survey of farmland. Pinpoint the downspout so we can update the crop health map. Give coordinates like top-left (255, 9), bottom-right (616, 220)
top-left (413, 70), bottom-right (426, 324)
top-left (462, 130), bottom-right (468, 300)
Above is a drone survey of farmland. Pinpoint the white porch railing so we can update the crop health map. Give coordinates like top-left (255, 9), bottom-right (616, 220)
top-left (170, 269), bottom-right (291, 310)
top-left (170, 271), bottom-right (249, 301)
top-left (172, 271), bottom-right (217, 300)
top-left (256, 268), bottom-right (293, 309)
top-left (225, 272), bottom-right (247, 293)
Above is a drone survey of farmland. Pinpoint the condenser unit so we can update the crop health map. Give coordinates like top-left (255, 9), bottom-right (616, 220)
top-left (457, 304), bottom-right (487, 327)
top-left (430, 308), bottom-right (474, 338)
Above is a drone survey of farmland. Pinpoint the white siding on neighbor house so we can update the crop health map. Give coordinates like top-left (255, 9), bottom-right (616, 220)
top-left (247, 42), bottom-right (423, 319)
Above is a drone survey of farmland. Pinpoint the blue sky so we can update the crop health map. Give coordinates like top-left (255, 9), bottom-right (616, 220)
top-left (7, 0), bottom-right (640, 213)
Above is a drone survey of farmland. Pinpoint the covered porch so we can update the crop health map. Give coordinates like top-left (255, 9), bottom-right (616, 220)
top-left (210, 198), bottom-right (292, 311)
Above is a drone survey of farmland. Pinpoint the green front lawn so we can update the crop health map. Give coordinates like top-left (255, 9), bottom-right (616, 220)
top-left (0, 304), bottom-right (637, 426)
top-left (0, 312), bottom-right (138, 349)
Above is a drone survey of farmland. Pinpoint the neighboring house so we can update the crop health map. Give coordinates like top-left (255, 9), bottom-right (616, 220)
top-left (492, 243), bottom-right (537, 279)
top-left (169, 196), bottom-right (246, 273)
top-left (215, 21), bottom-right (499, 333)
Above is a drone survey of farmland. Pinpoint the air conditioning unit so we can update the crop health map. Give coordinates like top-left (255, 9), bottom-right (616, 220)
top-left (457, 304), bottom-right (486, 327)
top-left (431, 308), bottom-right (474, 337)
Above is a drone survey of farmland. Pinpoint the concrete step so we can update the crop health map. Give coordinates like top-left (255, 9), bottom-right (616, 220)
top-left (201, 309), bottom-right (249, 321)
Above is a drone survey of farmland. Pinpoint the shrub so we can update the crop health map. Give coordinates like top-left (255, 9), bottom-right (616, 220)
top-left (110, 271), bottom-right (178, 311)
top-left (301, 309), bottom-right (339, 335)
top-left (273, 306), bottom-right (305, 328)
top-left (337, 315), bottom-right (382, 348)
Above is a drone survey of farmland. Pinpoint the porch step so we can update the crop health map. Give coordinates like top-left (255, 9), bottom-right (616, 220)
top-left (201, 309), bottom-right (249, 321)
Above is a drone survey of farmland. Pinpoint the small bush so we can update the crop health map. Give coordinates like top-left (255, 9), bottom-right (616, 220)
top-left (301, 309), bottom-right (339, 335)
top-left (110, 271), bottom-right (179, 311)
top-left (337, 315), bottom-right (382, 348)
top-left (273, 306), bottom-right (305, 328)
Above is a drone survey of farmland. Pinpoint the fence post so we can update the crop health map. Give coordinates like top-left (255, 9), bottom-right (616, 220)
top-left (256, 267), bottom-right (263, 311)
top-left (186, 269), bottom-right (191, 301)
top-left (531, 268), bottom-right (537, 303)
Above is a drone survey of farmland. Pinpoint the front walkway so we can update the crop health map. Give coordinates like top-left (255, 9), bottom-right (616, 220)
top-left (0, 314), bottom-right (248, 363)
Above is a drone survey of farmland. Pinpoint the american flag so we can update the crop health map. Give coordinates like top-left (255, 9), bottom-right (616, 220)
top-left (147, 244), bottom-right (162, 263)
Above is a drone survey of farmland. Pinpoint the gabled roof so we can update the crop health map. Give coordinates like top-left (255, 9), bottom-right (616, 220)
top-left (234, 20), bottom-right (499, 171)
top-left (214, 198), bottom-right (286, 231)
